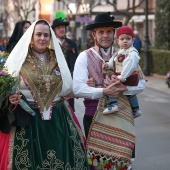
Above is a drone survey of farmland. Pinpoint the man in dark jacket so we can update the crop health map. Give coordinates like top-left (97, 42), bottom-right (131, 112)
top-left (52, 18), bottom-right (78, 111)
top-left (133, 30), bottom-right (142, 54)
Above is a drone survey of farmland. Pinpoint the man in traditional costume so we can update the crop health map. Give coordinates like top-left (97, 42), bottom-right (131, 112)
top-left (51, 18), bottom-right (78, 111)
top-left (73, 12), bottom-right (146, 170)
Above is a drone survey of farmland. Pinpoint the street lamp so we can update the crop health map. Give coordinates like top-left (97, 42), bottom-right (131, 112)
top-left (143, 0), bottom-right (150, 76)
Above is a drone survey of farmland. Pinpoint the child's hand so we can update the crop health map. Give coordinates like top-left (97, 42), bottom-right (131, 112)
top-left (102, 63), bottom-right (109, 70)
top-left (103, 75), bottom-right (118, 86)
top-left (111, 74), bottom-right (119, 80)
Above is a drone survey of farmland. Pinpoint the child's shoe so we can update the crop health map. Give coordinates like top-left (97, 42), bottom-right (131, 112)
top-left (103, 105), bottom-right (119, 115)
top-left (134, 110), bottom-right (142, 118)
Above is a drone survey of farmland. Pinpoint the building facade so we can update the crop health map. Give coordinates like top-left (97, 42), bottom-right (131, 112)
top-left (50, 0), bottom-right (155, 45)
top-left (0, 0), bottom-right (156, 46)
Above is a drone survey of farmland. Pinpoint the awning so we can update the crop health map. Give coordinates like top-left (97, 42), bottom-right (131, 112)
top-left (130, 14), bottom-right (155, 22)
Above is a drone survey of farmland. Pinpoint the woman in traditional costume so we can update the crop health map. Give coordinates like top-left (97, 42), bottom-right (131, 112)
top-left (0, 19), bottom-right (89, 170)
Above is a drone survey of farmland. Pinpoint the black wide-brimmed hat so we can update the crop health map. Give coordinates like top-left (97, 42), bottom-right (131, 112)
top-left (85, 12), bottom-right (122, 30)
top-left (51, 18), bottom-right (69, 29)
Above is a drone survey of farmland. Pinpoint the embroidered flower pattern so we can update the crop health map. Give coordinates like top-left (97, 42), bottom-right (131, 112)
top-left (14, 128), bottom-right (31, 169)
top-left (117, 54), bottom-right (125, 62)
top-left (13, 117), bottom-right (88, 170)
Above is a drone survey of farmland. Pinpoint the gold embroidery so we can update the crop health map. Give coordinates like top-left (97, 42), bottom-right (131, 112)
top-left (36, 117), bottom-right (88, 170)
top-left (36, 150), bottom-right (65, 170)
top-left (66, 117), bottom-right (88, 170)
top-left (8, 127), bottom-right (16, 170)
top-left (14, 128), bottom-right (31, 169)
top-left (30, 48), bottom-right (52, 93)
top-left (20, 47), bottom-right (62, 111)
top-left (13, 117), bottom-right (88, 170)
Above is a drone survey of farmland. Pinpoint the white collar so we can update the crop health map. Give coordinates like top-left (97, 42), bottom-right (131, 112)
top-left (56, 38), bottom-right (65, 45)
top-left (100, 47), bottom-right (112, 55)
top-left (118, 46), bottom-right (138, 55)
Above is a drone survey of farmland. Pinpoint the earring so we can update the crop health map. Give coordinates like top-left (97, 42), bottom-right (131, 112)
top-left (47, 43), bottom-right (51, 48)
top-left (30, 42), bottom-right (33, 48)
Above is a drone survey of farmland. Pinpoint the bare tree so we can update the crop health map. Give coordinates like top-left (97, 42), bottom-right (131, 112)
top-left (109, 0), bottom-right (146, 25)
top-left (75, 0), bottom-right (146, 25)
top-left (2, 0), bottom-right (38, 36)
top-left (13, 0), bottom-right (37, 20)
top-left (2, 0), bottom-right (11, 36)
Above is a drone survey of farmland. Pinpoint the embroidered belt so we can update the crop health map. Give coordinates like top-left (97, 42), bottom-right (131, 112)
top-left (28, 99), bottom-right (64, 108)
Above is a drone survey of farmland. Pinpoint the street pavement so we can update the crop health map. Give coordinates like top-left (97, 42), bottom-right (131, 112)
top-left (132, 75), bottom-right (170, 170)
top-left (145, 74), bottom-right (170, 94)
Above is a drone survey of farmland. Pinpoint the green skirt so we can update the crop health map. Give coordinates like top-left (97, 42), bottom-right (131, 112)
top-left (9, 102), bottom-right (89, 170)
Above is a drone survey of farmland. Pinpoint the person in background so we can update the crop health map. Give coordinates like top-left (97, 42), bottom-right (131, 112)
top-left (0, 37), bottom-right (8, 52)
top-left (167, 70), bottom-right (170, 78)
top-left (6, 20), bottom-right (31, 53)
top-left (166, 70), bottom-right (170, 87)
top-left (66, 31), bottom-right (75, 40)
top-left (76, 36), bottom-right (82, 53)
top-left (133, 30), bottom-right (142, 54)
top-left (0, 37), bottom-right (3, 48)
top-left (86, 34), bottom-right (94, 49)
top-left (51, 18), bottom-right (78, 111)
top-left (0, 37), bottom-right (2, 45)
top-left (0, 19), bottom-right (89, 170)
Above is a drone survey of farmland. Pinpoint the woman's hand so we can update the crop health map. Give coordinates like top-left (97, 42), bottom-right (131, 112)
top-left (86, 78), bottom-right (95, 87)
top-left (63, 90), bottom-right (79, 99)
top-left (9, 94), bottom-right (20, 105)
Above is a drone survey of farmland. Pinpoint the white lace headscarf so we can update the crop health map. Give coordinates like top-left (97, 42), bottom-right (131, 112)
top-left (5, 19), bottom-right (72, 96)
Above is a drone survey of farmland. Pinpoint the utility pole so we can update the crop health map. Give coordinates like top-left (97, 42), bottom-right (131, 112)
top-left (143, 0), bottom-right (150, 76)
